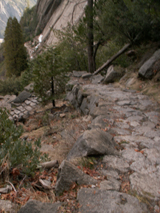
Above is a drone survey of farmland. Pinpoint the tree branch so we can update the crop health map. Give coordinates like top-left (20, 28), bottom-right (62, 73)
top-left (93, 43), bottom-right (131, 75)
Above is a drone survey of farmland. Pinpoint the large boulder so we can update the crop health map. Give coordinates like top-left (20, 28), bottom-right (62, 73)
top-left (138, 49), bottom-right (160, 79)
top-left (18, 200), bottom-right (61, 213)
top-left (55, 160), bottom-right (97, 195)
top-left (77, 189), bottom-right (148, 213)
top-left (103, 65), bottom-right (124, 84)
top-left (67, 128), bottom-right (117, 160)
top-left (13, 90), bottom-right (31, 103)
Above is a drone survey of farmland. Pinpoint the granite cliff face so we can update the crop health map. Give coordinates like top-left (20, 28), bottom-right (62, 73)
top-left (35, 0), bottom-right (87, 45)
top-left (0, 0), bottom-right (37, 38)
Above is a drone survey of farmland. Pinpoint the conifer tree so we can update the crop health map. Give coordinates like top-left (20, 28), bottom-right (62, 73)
top-left (4, 17), bottom-right (28, 77)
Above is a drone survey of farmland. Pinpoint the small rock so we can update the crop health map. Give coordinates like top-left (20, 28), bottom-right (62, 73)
top-left (91, 74), bottom-right (104, 84)
top-left (101, 169), bottom-right (119, 180)
top-left (100, 179), bottom-right (121, 191)
top-left (60, 113), bottom-right (65, 118)
top-left (0, 185), bottom-right (12, 194)
top-left (82, 73), bottom-right (92, 79)
top-left (24, 83), bottom-right (34, 92)
top-left (73, 71), bottom-right (87, 78)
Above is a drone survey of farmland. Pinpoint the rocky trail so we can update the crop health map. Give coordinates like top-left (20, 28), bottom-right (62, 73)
top-left (0, 71), bottom-right (160, 213)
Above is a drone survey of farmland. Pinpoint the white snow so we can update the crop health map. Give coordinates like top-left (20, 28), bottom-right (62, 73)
top-left (39, 34), bottom-right (43, 43)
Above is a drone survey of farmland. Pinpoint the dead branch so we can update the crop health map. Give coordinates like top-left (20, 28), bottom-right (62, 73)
top-left (5, 180), bottom-right (17, 192)
top-left (18, 175), bottom-right (27, 191)
top-left (40, 160), bottom-right (59, 169)
top-left (93, 43), bottom-right (131, 75)
top-left (39, 179), bottom-right (54, 190)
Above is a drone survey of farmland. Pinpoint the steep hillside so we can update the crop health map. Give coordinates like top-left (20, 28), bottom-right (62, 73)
top-left (0, 0), bottom-right (37, 38)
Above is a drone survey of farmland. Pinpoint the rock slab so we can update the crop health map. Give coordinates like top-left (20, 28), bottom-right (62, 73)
top-left (77, 188), bottom-right (148, 213)
top-left (18, 200), bottom-right (62, 213)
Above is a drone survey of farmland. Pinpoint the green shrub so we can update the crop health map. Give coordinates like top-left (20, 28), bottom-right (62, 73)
top-left (0, 67), bottom-right (32, 95)
top-left (0, 76), bottom-right (23, 95)
top-left (79, 157), bottom-right (96, 170)
top-left (0, 108), bottom-right (46, 176)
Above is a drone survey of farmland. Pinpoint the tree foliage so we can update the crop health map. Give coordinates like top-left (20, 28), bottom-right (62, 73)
top-left (95, 0), bottom-right (160, 43)
top-left (20, 6), bottom-right (39, 42)
top-left (4, 17), bottom-right (28, 77)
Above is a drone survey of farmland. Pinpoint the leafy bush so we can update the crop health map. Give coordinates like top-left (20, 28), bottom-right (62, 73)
top-left (0, 76), bottom-right (23, 95)
top-left (0, 108), bottom-right (46, 176)
top-left (0, 67), bottom-right (33, 95)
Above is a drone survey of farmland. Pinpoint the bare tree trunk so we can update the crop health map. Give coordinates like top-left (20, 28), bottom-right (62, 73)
top-left (87, 0), bottom-right (95, 73)
top-left (51, 76), bottom-right (55, 107)
top-left (93, 43), bottom-right (131, 75)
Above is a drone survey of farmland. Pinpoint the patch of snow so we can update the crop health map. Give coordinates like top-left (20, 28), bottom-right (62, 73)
top-left (35, 34), bottom-right (43, 50)
top-left (39, 34), bottom-right (43, 43)
top-left (35, 43), bottom-right (40, 50)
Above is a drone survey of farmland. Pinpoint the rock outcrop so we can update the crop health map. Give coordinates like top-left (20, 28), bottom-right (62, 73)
top-left (35, 0), bottom-right (63, 35)
top-left (34, 0), bottom-right (87, 45)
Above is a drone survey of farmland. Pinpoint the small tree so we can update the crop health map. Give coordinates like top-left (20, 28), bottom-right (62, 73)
top-left (32, 47), bottom-right (68, 107)
top-left (4, 17), bottom-right (28, 77)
